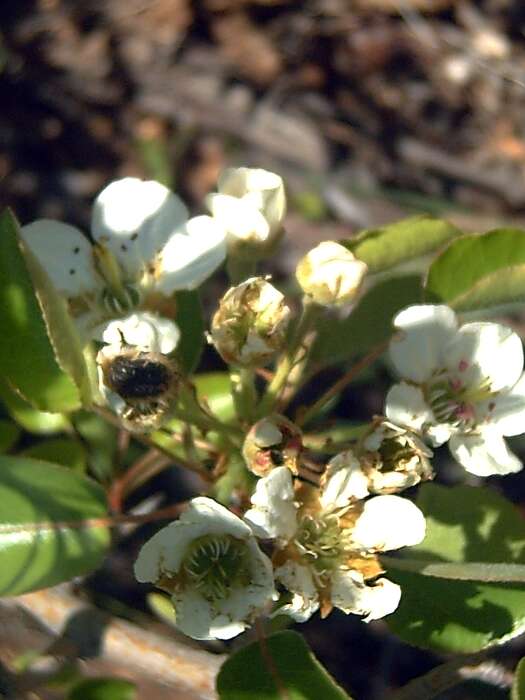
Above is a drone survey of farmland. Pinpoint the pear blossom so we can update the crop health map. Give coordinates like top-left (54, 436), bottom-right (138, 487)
top-left (210, 277), bottom-right (291, 367)
top-left (21, 177), bottom-right (226, 344)
top-left (386, 304), bottom-right (525, 476)
top-left (134, 497), bottom-right (275, 640)
top-left (295, 241), bottom-right (368, 307)
top-left (244, 465), bottom-right (425, 623)
top-left (207, 167), bottom-right (286, 259)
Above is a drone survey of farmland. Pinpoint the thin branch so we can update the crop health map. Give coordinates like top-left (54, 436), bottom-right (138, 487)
top-left (296, 341), bottom-right (388, 427)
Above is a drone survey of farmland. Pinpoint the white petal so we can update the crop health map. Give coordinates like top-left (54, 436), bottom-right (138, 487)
top-left (390, 305), bottom-right (458, 382)
top-left (92, 178), bottom-right (189, 278)
top-left (244, 467), bottom-right (297, 541)
top-left (21, 220), bottom-right (100, 297)
top-left (385, 383), bottom-right (440, 436)
top-left (156, 215), bottom-right (226, 293)
top-left (94, 311), bottom-right (180, 354)
top-left (173, 590), bottom-right (247, 641)
top-left (332, 571), bottom-right (401, 621)
top-left (134, 497), bottom-right (252, 582)
top-left (321, 450), bottom-right (369, 510)
top-left (352, 495), bottom-right (426, 552)
top-left (449, 428), bottom-right (522, 476)
top-left (445, 322), bottom-right (523, 393)
top-left (490, 374), bottom-right (525, 436)
top-left (275, 561), bottom-right (319, 623)
top-left (207, 193), bottom-right (270, 243)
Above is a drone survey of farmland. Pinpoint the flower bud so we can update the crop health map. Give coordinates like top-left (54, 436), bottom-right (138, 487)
top-left (243, 415), bottom-right (303, 476)
top-left (359, 419), bottom-right (434, 494)
top-left (207, 167), bottom-right (286, 259)
top-left (211, 277), bottom-right (291, 367)
top-left (296, 241), bottom-right (367, 307)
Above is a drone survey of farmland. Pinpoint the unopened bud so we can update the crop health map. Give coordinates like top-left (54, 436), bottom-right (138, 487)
top-left (360, 419), bottom-right (434, 494)
top-left (207, 167), bottom-right (286, 260)
top-left (211, 277), bottom-right (291, 367)
top-left (296, 241), bottom-right (367, 307)
top-left (243, 415), bottom-right (303, 476)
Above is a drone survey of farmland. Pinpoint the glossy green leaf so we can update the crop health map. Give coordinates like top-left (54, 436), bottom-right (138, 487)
top-left (20, 438), bottom-right (87, 472)
top-left (194, 372), bottom-right (236, 423)
top-left (68, 678), bottom-right (136, 700)
top-left (217, 631), bottom-right (350, 700)
top-left (385, 483), bottom-right (525, 653)
top-left (311, 275), bottom-right (422, 367)
top-left (174, 290), bottom-right (205, 374)
top-left (0, 209), bottom-right (81, 412)
top-left (0, 455), bottom-right (110, 596)
top-left (425, 228), bottom-right (525, 311)
top-left (0, 419), bottom-right (20, 452)
top-left (512, 657), bottom-right (525, 700)
top-left (0, 376), bottom-right (70, 434)
top-left (73, 411), bottom-right (117, 483)
top-left (343, 215), bottom-right (462, 273)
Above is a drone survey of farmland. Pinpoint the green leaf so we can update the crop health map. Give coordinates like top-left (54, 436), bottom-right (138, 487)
top-left (385, 483), bottom-right (525, 653)
top-left (174, 290), bottom-right (205, 374)
top-left (344, 215), bottom-right (462, 273)
top-left (512, 657), bottom-right (525, 700)
top-left (0, 209), bottom-right (82, 412)
top-left (217, 631), bottom-right (350, 700)
top-left (311, 275), bottom-right (422, 367)
top-left (68, 678), bottom-right (136, 700)
top-left (73, 411), bottom-right (117, 483)
top-left (0, 376), bottom-right (70, 434)
top-left (194, 372), bottom-right (236, 423)
top-left (0, 455), bottom-right (110, 596)
top-left (425, 228), bottom-right (525, 311)
top-left (20, 438), bottom-right (87, 472)
top-left (0, 419), bottom-right (20, 452)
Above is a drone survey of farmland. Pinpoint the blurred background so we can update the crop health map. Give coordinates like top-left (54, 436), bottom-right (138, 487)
top-left (2, 1), bottom-right (525, 698)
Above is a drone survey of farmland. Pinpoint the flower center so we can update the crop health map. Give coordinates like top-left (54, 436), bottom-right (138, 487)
top-left (93, 244), bottom-right (141, 313)
top-left (181, 534), bottom-right (251, 602)
top-left (426, 370), bottom-right (494, 427)
top-left (294, 513), bottom-right (351, 581)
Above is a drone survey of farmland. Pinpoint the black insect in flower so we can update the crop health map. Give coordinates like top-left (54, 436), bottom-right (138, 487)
top-left (98, 347), bottom-right (180, 432)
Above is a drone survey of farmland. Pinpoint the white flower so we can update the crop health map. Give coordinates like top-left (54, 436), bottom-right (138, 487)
top-left (386, 304), bottom-right (525, 476)
top-left (94, 311), bottom-right (180, 354)
top-left (207, 167), bottom-right (286, 258)
top-left (244, 466), bottom-right (425, 623)
top-left (21, 178), bottom-right (226, 342)
top-left (295, 241), bottom-right (368, 307)
top-left (210, 277), bottom-right (291, 367)
top-left (134, 497), bottom-right (275, 640)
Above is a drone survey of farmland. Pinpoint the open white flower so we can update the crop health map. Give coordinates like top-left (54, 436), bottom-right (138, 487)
top-left (386, 304), bottom-right (525, 476)
top-left (21, 177), bottom-right (226, 343)
top-left (245, 465), bottom-right (425, 623)
top-left (134, 497), bottom-right (275, 640)
top-left (207, 167), bottom-right (286, 259)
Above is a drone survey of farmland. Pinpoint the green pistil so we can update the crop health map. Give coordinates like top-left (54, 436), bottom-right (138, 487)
top-left (295, 514), bottom-right (350, 579)
top-left (181, 534), bottom-right (251, 602)
top-left (427, 375), bottom-right (494, 426)
top-left (93, 243), bottom-right (139, 312)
